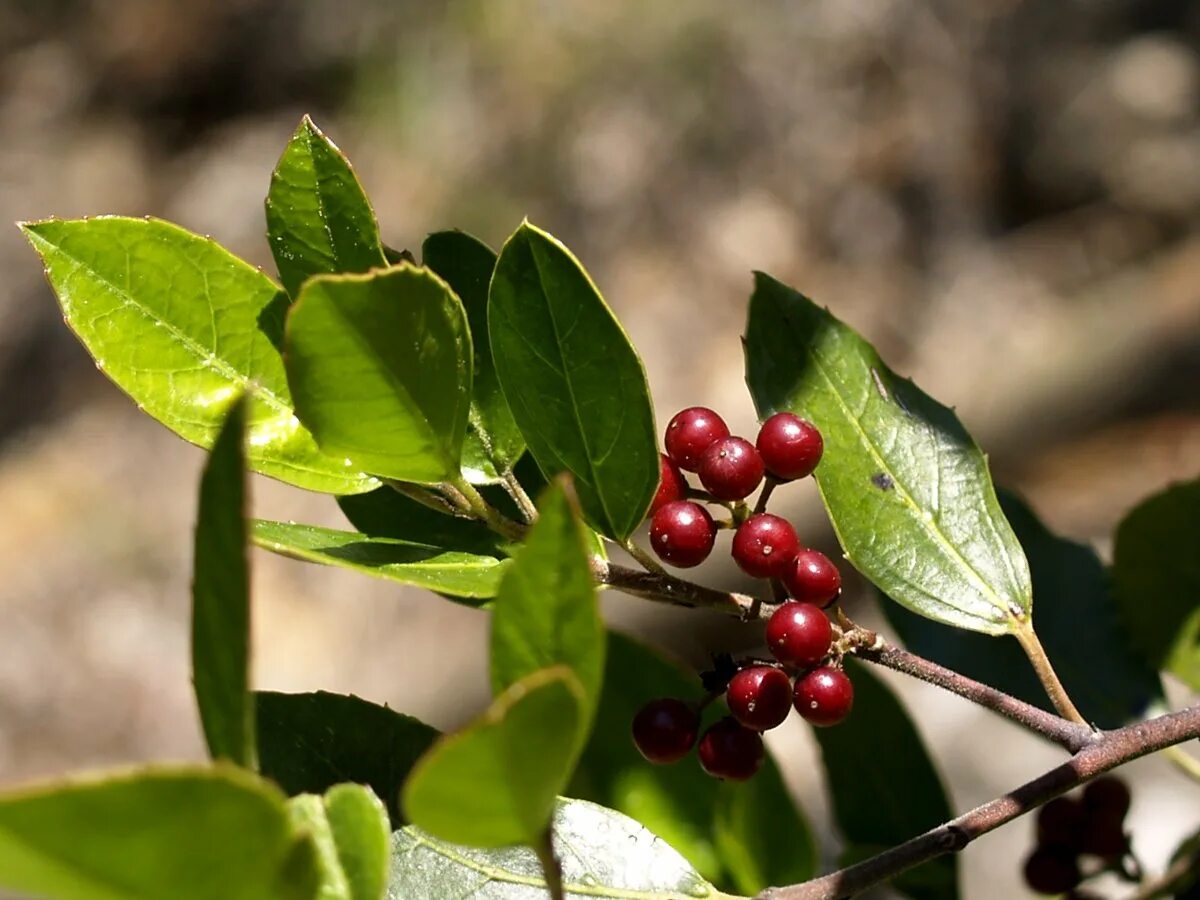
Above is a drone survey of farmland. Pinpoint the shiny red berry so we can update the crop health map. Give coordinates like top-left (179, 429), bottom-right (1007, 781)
top-left (726, 666), bottom-right (793, 731)
top-left (649, 453), bottom-right (688, 516)
top-left (665, 407), bottom-right (730, 472)
top-left (698, 436), bottom-right (764, 501)
top-left (649, 500), bottom-right (716, 568)
top-left (766, 602), bottom-right (832, 668)
top-left (631, 698), bottom-right (699, 764)
top-left (697, 717), bottom-right (765, 781)
top-left (782, 549), bottom-right (842, 607)
top-left (1083, 776), bottom-right (1131, 821)
top-left (756, 413), bottom-right (823, 481)
top-left (732, 514), bottom-right (801, 579)
top-left (1023, 848), bottom-right (1081, 895)
top-left (1036, 797), bottom-right (1086, 851)
top-left (793, 666), bottom-right (854, 726)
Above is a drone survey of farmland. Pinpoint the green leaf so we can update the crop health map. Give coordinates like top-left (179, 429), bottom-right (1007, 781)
top-left (489, 221), bottom-right (658, 541)
top-left (192, 396), bottom-right (256, 768)
top-left (0, 765), bottom-right (321, 900)
top-left (424, 230), bottom-right (525, 483)
top-left (285, 265), bottom-right (472, 484)
top-left (744, 273), bottom-right (1030, 636)
top-left (402, 667), bottom-right (584, 848)
top-left (251, 520), bottom-right (509, 601)
top-left (490, 479), bottom-right (605, 732)
top-left (389, 798), bottom-right (734, 899)
top-left (337, 487), bottom-right (513, 557)
top-left (813, 660), bottom-right (957, 900)
top-left (1113, 479), bottom-right (1200, 691)
top-left (20, 217), bottom-right (375, 495)
top-left (885, 491), bottom-right (1163, 729)
top-left (256, 691), bottom-right (438, 826)
top-left (290, 795), bottom-right (351, 900)
top-left (323, 785), bottom-right (390, 900)
top-left (266, 116), bottom-right (388, 299)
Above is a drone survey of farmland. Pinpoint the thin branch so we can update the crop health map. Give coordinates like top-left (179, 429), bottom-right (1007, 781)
top-left (382, 478), bottom-right (463, 516)
top-left (450, 477), bottom-right (528, 542)
top-left (501, 469), bottom-right (539, 523)
top-left (1013, 622), bottom-right (1087, 725)
top-left (622, 538), bottom-right (667, 576)
top-left (759, 703), bottom-right (1200, 900)
top-left (591, 558), bottom-right (761, 617)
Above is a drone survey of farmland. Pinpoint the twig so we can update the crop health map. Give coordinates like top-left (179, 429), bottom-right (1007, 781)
top-left (591, 558), bottom-right (761, 617)
top-left (622, 539), bottom-right (667, 575)
top-left (501, 469), bottom-right (539, 523)
top-left (382, 479), bottom-right (463, 516)
top-left (450, 477), bottom-right (528, 542)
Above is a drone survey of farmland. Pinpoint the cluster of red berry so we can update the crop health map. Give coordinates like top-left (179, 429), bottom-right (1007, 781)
top-left (630, 407), bottom-right (855, 781)
top-left (1023, 777), bottom-right (1132, 896)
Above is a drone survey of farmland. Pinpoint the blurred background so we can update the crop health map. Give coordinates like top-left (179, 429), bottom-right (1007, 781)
top-left (1, 0), bottom-right (1199, 896)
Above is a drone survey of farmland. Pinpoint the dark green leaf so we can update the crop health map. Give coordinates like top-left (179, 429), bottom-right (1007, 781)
top-left (489, 221), bottom-right (658, 541)
top-left (402, 667), bottom-right (584, 848)
top-left (424, 230), bottom-right (524, 483)
top-left (251, 520), bottom-right (509, 601)
top-left (337, 487), bottom-right (512, 557)
top-left (744, 273), bottom-right (1030, 636)
top-left (885, 492), bottom-right (1163, 729)
top-left (193, 396), bottom-right (255, 768)
top-left (813, 660), bottom-right (957, 900)
top-left (266, 116), bottom-right (388, 299)
top-left (0, 765), bottom-right (321, 900)
top-left (1113, 479), bottom-right (1200, 691)
top-left (20, 217), bottom-right (374, 494)
top-left (325, 786), bottom-right (391, 900)
top-left (256, 691), bottom-right (438, 826)
top-left (285, 265), bottom-right (472, 484)
top-left (490, 480), bottom-right (605, 732)
top-left (389, 798), bottom-right (734, 899)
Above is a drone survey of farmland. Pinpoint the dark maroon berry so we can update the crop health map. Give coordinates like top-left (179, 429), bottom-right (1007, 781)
top-left (649, 453), bottom-right (688, 517)
top-left (1083, 776), bottom-right (1131, 821)
top-left (726, 666), bottom-right (793, 732)
top-left (793, 666), bottom-right (854, 726)
top-left (665, 407), bottom-right (730, 472)
top-left (631, 698), bottom-right (700, 764)
top-left (1023, 848), bottom-right (1081, 895)
top-left (697, 717), bottom-right (765, 781)
top-left (698, 436), bottom-right (765, 501)
top-left (649, 501), bottom-right (716, 568)
top-left (766, 602), bottom-right (832, 668)
top-left (732, 514), bottom-right (801, 579)
top-left (756, 413), bottom-right (824, 481)
top-left (1036, 797), bottom-right (1086, 851)
top-left (1079, 815), bottom-right (1127, 859)
top-left (782, 549), bottom-right (842, 607)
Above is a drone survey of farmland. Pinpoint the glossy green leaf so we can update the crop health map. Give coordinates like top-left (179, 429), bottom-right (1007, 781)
top-left (192, 396), bottom-right (255, 768)
top-left (490, 480), bottom-right (605, 732)
top-left (0, 766), bottom-right (320, 900)
top-left (20, 216), bottom-right (375, 494)
top-left (256, 691), bottom-right (438, 826)
top-left (813, 660), bottom-right (957, 900)
top-left (337, 487), bottom-right (513, 557)
top-left (489, 221), bottom-right (658, 541)
top-left (744, 273), bottom-right (1030, 636)
top-left (389, 798), bottom-right (735, 899)
top-left (402, 667), bottom-right (584, 848)
top-left (1113, 479), bottom-right (1200, 691)
top-left (252, 520), bottom-right (509, 601)
top-left (285, 265), bottom-right (472, 484)
top-left (290, 786), bottom-right (389, 900)
top-left (424, 230), bottom-right (524, 483)
top-left (266, 116), bottom-right (388, 299)
top-left (885, 492), bottom-right (1162, 729)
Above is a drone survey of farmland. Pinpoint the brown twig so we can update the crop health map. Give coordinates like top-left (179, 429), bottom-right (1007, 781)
top-left (591, 558), bottom-right (761, 617)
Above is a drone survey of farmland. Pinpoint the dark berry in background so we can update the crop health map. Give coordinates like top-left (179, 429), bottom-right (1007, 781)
top-left (697, 717), bottom-right (765, 781)
top-left (649, 500), bottom-right (716, 568)
top-left (1023, 847), bottom-right (1082, 895)
top-left (631, 698), bottom-right (699, 764)
top-left (665, 406), bottom-right (729, 472)
top-left (756, 412), bottom-right (824, 481)
top-left (699, 436), bottom-right (764, 500)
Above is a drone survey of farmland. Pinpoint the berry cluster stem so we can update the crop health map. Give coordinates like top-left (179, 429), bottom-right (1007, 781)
top-left (590, 558), bottom-right (760, 616)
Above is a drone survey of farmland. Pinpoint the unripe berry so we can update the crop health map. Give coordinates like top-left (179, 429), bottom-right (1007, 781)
top-left (732, 514), bottom-right (800, 579)
top-left (793, 666), bottom-right (854, 726)
top-left (1022, 848), bottom-right (1081, 895)
top-left (782, 549), bottom-right (842, 607)
top-left (726, 665), bottom-right (793, 732)
top-left (697, 717), bottom-right (764, 781)
top-left (766, 601), bottom-right (832, 668)
top-left (631, 698), bottom-right (699, 764)
top-left (649, 453), bottom-right (688, 517)
top-left (756, 413), bottom-right (823, 481)
top-left (665, 407), bottom-right (729, 472)
top-left (699, 436), bottom-right (764, 501)
top-left (649, 500), bottom-right (716, 568)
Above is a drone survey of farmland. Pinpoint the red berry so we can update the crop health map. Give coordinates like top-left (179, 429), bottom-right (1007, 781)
top-left (649, 501), bottom-right (716, 568)
top-left (726, 666), bottom-right (793, 731)
top-left (732, 514), bottom-right (801, 579)
top-left (756, 413), bottom-right (824, 481)
top-left (649, 453), bottom-right (688, 516)
top-left (766, 602), bottom-right (832, 668)
top-left (1023, 848), bottom-right (1081, 894)
top-left (782, 549), bottom-right (842, 607)
top-left (793, 666), bottom-right (854, 726)
top-left (631, 698), bottom-right (699, 764)
top-left (1082, 776), bottom-right (1131, 821)
top-left (1036, 797), bottom-right (1086, 851)
top-left (697, 717), bottom-right (764, 781)
top-left (665, 407), bottom-right (730, 472)
top-left (698, 436), bottom-right (764, 501)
